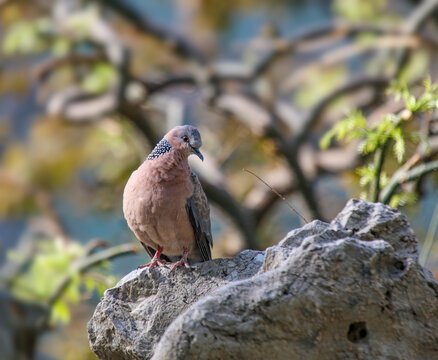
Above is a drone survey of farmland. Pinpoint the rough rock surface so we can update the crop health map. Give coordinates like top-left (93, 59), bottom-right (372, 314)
top-left (88, 200), bottom-right (438, 360)
top-left (88, 249), bottom-right (264, 359)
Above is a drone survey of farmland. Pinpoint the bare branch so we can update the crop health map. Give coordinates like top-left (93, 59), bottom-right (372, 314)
top-left (94, 0), bottom-right (206, 64)
top-left (253, 21), bottom-right (438, 79)
top-left (33, 0), bottom-right (438, 249)
top-left (394, 0), bottom-right (438, 77)
top-left (139, 76), bottom-right (196, 96)
top-left (289, 75), bottom-right (391, 151)
top-left (47, 86), bottom-right (119, 122)
top-left (380, 160), bottom-right (438, 204)
top-left (370, 145), bottom-right (387, 202)
top-left (243, 169), bottom-right (308, 224)
top-left (33, 53), bottom-right (106, 81)
top-left (252, 182), bottom-right (297, 224)
top-left (84, 238), bottom-right (109, 256)
top-left (280, 34), bottom-right (438, 93)
top-left (199, 178), bottom-right (259, 250)
top-left (119, 102), bottom-right (162, 145)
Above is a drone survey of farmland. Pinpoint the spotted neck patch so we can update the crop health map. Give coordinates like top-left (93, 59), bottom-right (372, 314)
top-left (147, 139), bottom-right (172, 160)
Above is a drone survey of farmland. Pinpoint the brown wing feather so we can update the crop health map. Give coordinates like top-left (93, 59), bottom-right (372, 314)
top-left (186, 172), bottom-right (213, 261)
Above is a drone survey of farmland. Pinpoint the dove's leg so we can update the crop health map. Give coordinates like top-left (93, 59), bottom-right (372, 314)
top-left (138, 246), bottom-right (168, 269)
top-left (170, 248), bottom-right (190, 272)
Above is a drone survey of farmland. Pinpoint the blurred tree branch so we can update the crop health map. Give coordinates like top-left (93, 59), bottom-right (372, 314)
top-left (94, 0), bottom-right (207, 63)
top-left (27, 0), bottom-right (438, 248)
top-left (393, 0), bottom-right (438, 77)
top-left (3, 1), bottom-right (438, 357)
top-left (380, 160), bottom-right (438, 204)
top-left (47, 242), bottom-right (138, 310)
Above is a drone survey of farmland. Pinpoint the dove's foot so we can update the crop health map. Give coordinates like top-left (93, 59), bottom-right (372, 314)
top-left (138, 246), bottom-right (168, 269)
top-left (170, 248), bottom-right (190, 272)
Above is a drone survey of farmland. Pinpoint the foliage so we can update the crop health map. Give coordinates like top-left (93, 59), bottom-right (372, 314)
top-left (2, 5), bottom-right (117, 94)
top-left (320, 79), bottom-right (438, 206)
top-left (389, 77), bottom-right (438, 113)
top-left (333, 0), bottom-right (388, 22)
top-left (1, 0), bottom-right (438, 358)
top-left (81, 62), bottom-right (118, 94)
top-left (7, 238), bottom-right (116, 324)
top-left (0, 116), bottom-right (140, 216)
top-left (294, 66), bottom-right (347, 109)
top-left (2, 18), bottom-right (50, 54)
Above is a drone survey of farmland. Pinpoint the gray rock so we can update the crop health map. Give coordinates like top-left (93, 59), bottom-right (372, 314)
top-left (88, 249), bottom-right (264, 359)
top-left (88, 200), bottom-right (438, 360)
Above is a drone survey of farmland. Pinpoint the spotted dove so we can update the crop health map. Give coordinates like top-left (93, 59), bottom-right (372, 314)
top-left (123, 125), bottom-right (213, 271)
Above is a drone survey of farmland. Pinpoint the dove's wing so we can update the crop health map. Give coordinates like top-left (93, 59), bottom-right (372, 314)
top-left (186, 172), bottom-right (213, 261)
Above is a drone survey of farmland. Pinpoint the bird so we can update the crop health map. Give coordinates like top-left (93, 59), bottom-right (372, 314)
top-left (123, 125), bottom-right (213, 271)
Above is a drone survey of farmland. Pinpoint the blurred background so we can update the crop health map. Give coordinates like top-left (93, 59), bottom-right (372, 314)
top-left (1, 0), bottom-right (438, 359)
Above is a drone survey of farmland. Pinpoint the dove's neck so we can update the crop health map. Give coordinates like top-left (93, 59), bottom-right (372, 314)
top-left (149, 149), bottom-right (191, 183)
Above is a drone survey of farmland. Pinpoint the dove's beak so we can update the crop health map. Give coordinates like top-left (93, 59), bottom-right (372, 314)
top-left (191, 147), bottom-right (204, 161)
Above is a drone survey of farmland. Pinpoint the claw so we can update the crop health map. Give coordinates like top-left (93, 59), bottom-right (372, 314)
top-left (137, 246), bottom-right (167, 270)
top-left (138, 259), bottom-right (168, 270)
top-left (170, 248), bottom-right (190, 272)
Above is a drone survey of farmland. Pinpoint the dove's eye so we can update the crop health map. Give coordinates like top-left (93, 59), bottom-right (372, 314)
top-left (183, 136), bottom-right (189, 142)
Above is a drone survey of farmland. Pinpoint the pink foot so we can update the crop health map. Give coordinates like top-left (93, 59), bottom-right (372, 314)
top-left (138, 247), bottom-right (168, 269)
top-left (138, 259), bottom-right (168, 269)
top-left (170, 248), bottom-right (190, 272)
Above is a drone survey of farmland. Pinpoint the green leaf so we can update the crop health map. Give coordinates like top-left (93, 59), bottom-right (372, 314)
top-left (333, 0), bottom-right (387, 21)
top-left (81, 63), bottom-right (118, 94)
top-left (391, 127), bottom-right (405, 163)
top-left (64, 6), bottom-right (98, 38)
top-left (389, 192), bottom-right (418, 208)
top-left (423, 77), bottom-right (432, 89)
top-left (84, 277), bottom-right (96, 292)
top-left (380, 172), bottom-right (389, 188)
top-left (64, 273), bottom-right (81, 303)
top-left (359, 191), bottom-right (368, 201)
top-left (294, 66), bottom-right (347, 108)
top-left (97, 282), bottom-right (107, 296)
top-left (7, 234), bottom-right (118, 326)
top-left (398, 51), bottom-right (429, 84)
top-left (328, 78), bottom-right (438, 206)
top-left (387, 80), bottom-right (409, 102)
top-left (319, 129), bottom-right (335, 149)
top-left (357, 164), bottom-right (376, 187)
top-left (51, 300), bottom-right (71, 324)
top-left (2, 22), bottom-right (44, 55)
top-left (361, 131), bottom-right (379, 154)
top-left (319, 110), bottom-right (367, 149)
top-left (9, 238), bottom-right (84, 303)
top-left (52, 37), bottom-right (71, 56)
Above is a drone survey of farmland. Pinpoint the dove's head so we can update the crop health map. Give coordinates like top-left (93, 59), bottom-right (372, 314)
top-left (164, 125), bottom-right (204, 161)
